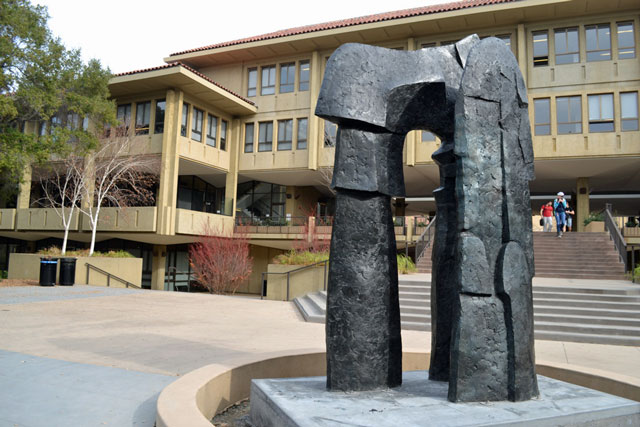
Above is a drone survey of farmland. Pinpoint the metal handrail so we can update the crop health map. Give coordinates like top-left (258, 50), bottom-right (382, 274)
top-left (415, 216), bottom-right (437, 262)
top-left (260, 259), bottom-right (329, 301)
top-left (603, 204), bottom-right (627, 271)
top-left (85, 263), bottom-right (140, 289)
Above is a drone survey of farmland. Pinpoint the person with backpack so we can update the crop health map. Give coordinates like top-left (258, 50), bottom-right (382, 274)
top-left (565, 204), bottom-right (575, 232)
top-left (553, 192), bottom-right (568, 237)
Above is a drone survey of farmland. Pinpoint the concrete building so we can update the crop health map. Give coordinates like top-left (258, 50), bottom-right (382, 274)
top-left (1, 0), bottom-right (639, 291)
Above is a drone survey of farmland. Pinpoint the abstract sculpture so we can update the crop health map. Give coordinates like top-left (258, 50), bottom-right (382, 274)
top-left (316, 35), bottom-right (539, 402)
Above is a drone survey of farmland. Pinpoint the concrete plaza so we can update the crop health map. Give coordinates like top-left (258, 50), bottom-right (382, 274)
top-left (0, 280), bottom-right (638, 426)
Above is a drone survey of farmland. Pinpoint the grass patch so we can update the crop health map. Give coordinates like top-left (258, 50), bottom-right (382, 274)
top-left (37, 247), bottom-right (134, 258)
top-left (273, 250), bottom-right (329, 266)
top-left (397, 254), bottom-right (417, 274)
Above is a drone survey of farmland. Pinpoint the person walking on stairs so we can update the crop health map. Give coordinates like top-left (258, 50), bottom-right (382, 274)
top-left (565, 204), bottom-right (575, 232)
top-left (540, 201), bottom-right (554, 232)
top-left (554, 192), bottom-right (568, 237)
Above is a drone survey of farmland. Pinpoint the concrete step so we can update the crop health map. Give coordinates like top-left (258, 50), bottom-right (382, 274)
top-left (401, 320), bottom-right (431, 331)
top-left (533, 297), bottom-right (640, 311)
top-left (292, 293), bottom-right (325, 324)
top-left (533, 285), bottom-right (640, 296)
top-left (533, 330), bottom-right (640, 346)
top-left (532, 290), bottom-right (640, 303)
top-left (534, 313), bottom-right (640, 328)
top-left (534, 273), bottom-right (628, 280)
top-left (400, 305), bottom-right (431, 315)
top-left (534, 305), bottom-right (640, 319)
top-left (399, 297), bottom-right (431, 307)
top-left (534, 321), bottom-right (640, 337)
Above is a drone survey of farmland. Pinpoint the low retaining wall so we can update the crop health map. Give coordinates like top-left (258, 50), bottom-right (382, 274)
top-left (266, 263), bottom-right (328, 301)
top-left (8, 253), bottom-right (142, 287)
top-left (155, 351), bottom-right (640, 427)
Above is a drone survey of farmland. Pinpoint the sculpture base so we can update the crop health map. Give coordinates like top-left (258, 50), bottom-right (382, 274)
top-left (250, 371), bottom-right (639, 426)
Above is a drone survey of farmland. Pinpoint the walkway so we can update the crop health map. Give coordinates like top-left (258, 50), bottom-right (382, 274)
top-left (0, 282), bottom-right (638, 426)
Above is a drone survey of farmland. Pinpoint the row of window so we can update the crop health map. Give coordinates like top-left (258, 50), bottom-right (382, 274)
top-left (182, 103), bottom-right (228, 151)
top-left (116, 99), bottom-right (166, 135)
top-left (534, 91), bottom-right (638, 135)
top-left (38, 113), bottom-right (89, 136)
top-left (244, 118), bottom-right (308, 153)
top-left (247, 60), bottom-right (310, 97)
top-left (533, 21), bottom-right (635, 66)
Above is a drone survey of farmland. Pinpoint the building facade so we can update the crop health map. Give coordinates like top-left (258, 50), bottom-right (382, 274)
top-left (1, 0), bottom-right (639, 291)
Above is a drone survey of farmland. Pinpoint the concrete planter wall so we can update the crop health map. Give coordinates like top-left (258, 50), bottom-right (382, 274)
top-left (8, 253), bottom-right (142, 287)
top-left (585, 221), bottom-right (605, 233)
top-left (265, 263), bottom-right (328, 301)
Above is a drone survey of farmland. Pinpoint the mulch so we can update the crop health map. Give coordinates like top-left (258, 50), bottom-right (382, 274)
top-left (0, 279), bottom-right (39, 287)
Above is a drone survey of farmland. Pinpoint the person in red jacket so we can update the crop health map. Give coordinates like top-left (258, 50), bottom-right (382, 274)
top-left (540, 201), bottom-right (554, 232)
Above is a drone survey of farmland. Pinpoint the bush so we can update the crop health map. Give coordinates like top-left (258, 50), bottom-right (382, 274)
top-left (37, 247), bottom-right (134, 258)
top-left (583, 211), bottom-right (604, 226)
top-left (274, 250), bottom-right (329, 266)
top-left (397, 254), bottom-right (416, 274)
top-left (0, 270), bottom-right (7, 279)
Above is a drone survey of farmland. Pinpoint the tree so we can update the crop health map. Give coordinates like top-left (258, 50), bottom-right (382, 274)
top-left (78, 128), bottom-right (159, 255)
top-left (189, 225), bottom-right (253, 295)
top-left (33, 156), bottom-right (86, 254)
top-left (0, 0), bottom-right (115, 202)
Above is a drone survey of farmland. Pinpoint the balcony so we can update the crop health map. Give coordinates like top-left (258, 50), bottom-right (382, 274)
top-left (175, 208), bottom-right (234, 235)
top-left (0, 209), bottom-right (16, 230)
top-left (15, 208), bottom-right (79, 231)
top-left (81, 207), bottom-right (157, 232)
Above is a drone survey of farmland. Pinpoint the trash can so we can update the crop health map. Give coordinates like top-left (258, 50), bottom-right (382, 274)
top-left (39, 258), bottom-right (58, 286)
top-left (59, 258), bottom-right (77, 286)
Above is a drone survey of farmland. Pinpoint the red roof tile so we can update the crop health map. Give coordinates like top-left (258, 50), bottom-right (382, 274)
top-left (112, 63), bottom-right (255, 106)
top-left (169, 0), bottom-right (520, 57)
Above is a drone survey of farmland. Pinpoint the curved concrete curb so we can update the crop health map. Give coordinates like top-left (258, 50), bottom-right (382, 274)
top-left (156, 351), bottom-right (640, 427)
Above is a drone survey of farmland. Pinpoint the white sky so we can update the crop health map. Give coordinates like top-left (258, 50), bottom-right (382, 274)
top-left (35, 0), bottom-right (450, 74)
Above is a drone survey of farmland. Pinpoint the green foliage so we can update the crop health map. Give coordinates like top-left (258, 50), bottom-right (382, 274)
top-left (0, 0), bottom-right (116, 202)
top-left (397, 254), bottom-right (416, 274)
top-left (37, 246), bottom-right (134, 258)
top-left (0, 270), bottom-right (7, 280)
top-left (583, 211), bottom-right (604, 226)
top-left (274, 250), bottom-right (329, 266)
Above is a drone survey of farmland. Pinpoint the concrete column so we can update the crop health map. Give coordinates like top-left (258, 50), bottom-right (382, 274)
top-left (308, 50), bottom-right (322, 171)
top-left (156, 89), bottom-right (182, 235)
top-left (17, 166), bottom-right (32, 209)
top-left (576, 177), bottom-right (590, 232)
top-left (517, 24), bottom-right (527, 85)
top-left (150, 244), bottom-right (167, 291)
top-left (225, 118), bottom-right (241, 228)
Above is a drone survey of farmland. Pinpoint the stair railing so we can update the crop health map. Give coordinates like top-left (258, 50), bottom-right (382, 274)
top-left (85, 263), bottom-right (140, 289)
top-left (415, 216), bottom-right (436, 262)
top-left (261, 260), bottom-right (329, 301)
top-left (603, 204), bottom-right (628, 271)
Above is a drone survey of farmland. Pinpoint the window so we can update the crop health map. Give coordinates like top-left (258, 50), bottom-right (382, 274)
top-left (532, 31), bottom-right (549, 66)
top-left (588, 94), bottom-right (614, 132)
top-left (191, 107), bottom-right (203, 142)
top-left (261, 65), bottom-right (276, 95)
top-left (154, 99), bottom-right (165, 134)
top-left (297, 118), bottom-right (307, 150)
top-left (586, 24), bottom-right (611, 62)
top-left (280, 63), bottom-right (295, 93)
top-left (258, 121), bottom-right (273, 152)
top-left (220, 120), bottom-right (227, 151)
top-left (556, 96), bottom-right (582, 134)
top-left (117, 103), bottom-right (131, 130)
top-left (534, 98), bottom-right (551, 135)
top-left (206, 114), bottom-right (217, 147)
top-left (66, 113), bottom-right (80, 130)
top-left (422, 131), bottom-right (436, 142)
top-left (181, 103), bottom-right (189, 137)
top-left (299, 61), bottom-right (310, 91)
top-left (247, 68), bottom-right (257, 97)
top-left (617, 22), bottom-right (636, 59)
top-left (244, 123), bottom-right (255, 153)
top-left (496, 34), bottom-right (511, 49)
top-left (554, 27), bottom-right (579, 64)
top-left (324, 121), bottom-right (337, 147)
top-left (621, 92), bottom-right (639, 131)
top-left (135, 101), bottom-right (151, 135)
top-left (277, 119), bottom-right (293, 150)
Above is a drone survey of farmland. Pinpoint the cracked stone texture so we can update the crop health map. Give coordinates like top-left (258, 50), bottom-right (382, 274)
top-left (325, 190), bottom-right (402, 391)
top-left (449, 37), bottom-right (538, 402)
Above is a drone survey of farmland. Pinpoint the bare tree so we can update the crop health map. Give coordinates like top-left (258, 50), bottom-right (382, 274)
top-left (34, 157), bottom-right (86, 254)
top-left (317, 167), bottom-right (335, 195)
top-left (78, 128), bottom-right (159, 255)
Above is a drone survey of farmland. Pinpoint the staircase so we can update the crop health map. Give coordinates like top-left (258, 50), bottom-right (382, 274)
top-left (418, 232), bottom-right (627, 281)
top-left (293, 276), bottom-right (640, 346)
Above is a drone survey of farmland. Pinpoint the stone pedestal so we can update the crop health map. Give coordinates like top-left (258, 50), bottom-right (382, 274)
top-left (250, 371), bottom-right (639, 427)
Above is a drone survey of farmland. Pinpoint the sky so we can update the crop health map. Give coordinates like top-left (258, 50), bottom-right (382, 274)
top-left (35, 0), bottom-right (451, 74)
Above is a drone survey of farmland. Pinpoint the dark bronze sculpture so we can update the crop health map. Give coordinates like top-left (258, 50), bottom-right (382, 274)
top-left (316, 35), bottom-right (538, 402)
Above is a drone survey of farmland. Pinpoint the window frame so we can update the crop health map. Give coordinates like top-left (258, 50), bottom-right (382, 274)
top-left (181, 103), bottom-right (190, 137)
top-left (324, 121), bottom-right (338, 147)
top-left (554, 27), bottom-right (580, 65)
top-left (261, 65), bottom-right (276, 95)
top-left (296, 118), bottom-right (308, 150)
top-left (585, 23), bottom-right (612, 62)
top-left (621, 92), bottom-right (639, 132)
top-left (191, 107), bottom-right (204, 142)
top-left (244, 122), bottom-right (255, 153)
top-left (154, 99), bottom-right (166, 134)
top-left (588, 93), bottom-right (615, 133)
top-left (220, 120), bottom-right (227, 151)
top-left (532, 30), bottom-right (549, 67)
top-left (117, 103), bottom-right (132, 131)
top-left (247, 68), bottom-right (257, 97)
top-left (279, 63), bottom-right (295, 93)
top-left (556, 95), bottom-right (583, 134)
top-left (258, 121), bottom-right (273, 152)
top-left (277, 119), bottom-right (293, 151)
top-left (298, 60), bottom-right (310, 91)
top-left (135, 101), bottom-right (151, 135)
top-left (533, 98), bottom-right (551, 136)
top-left (617, 21), bottom-right (636, 59)
top-left (206, 114), bottom-right (217, 147)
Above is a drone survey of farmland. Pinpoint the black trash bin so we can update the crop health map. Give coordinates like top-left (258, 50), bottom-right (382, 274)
top-left (39, 258), bottom-right (58, 286)
top-left (59, 258), bottom-right (77, 286)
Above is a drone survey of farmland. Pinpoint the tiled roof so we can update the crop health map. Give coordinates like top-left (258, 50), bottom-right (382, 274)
top-left (170, 0), bottom-right (520, 57)
top-left (113, 63), bottom-right (255, 106)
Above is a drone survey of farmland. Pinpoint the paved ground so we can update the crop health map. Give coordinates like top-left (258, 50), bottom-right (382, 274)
top-left (0, 279), bottom-right (638, 426)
